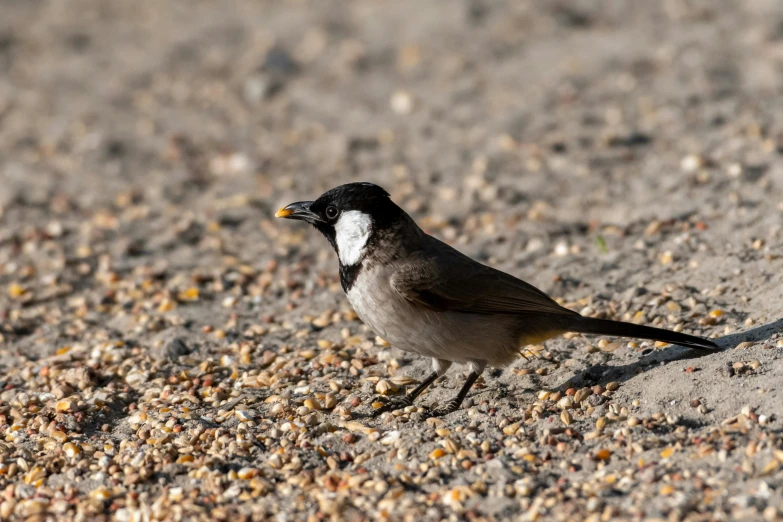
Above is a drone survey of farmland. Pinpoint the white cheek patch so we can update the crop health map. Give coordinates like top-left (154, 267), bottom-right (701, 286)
top-left (335, 210), bottom-right (372, 266)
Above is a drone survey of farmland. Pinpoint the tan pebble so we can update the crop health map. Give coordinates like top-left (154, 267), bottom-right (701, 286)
top-left (596, 417), bottom-right (608, 431)
top-left (390, 90), bottom-right (414, 114)
top-left (24, 467), bottom-right (45, 486)
top-left (680, 153), bottom-right (704, 172)
top-left (503, 422), bottom-right (521, 436)
top-left (312, 317), bottom-right (330, 328)
top-left (666, 301), bottom-right (682, 312)
top-left (55, 400), bottom-right (75, 412)
top-left (574, 388), bottom-right (592, 403)
top-left (7, 284), bottom-right (26, 298)
top-left (606, 382), bottom-right (619, 391)
top-left (304, 398), bottom-right (322, 411)
top-left (237, 467), bottom-right (258, 479)
top-left (50, 430), bottom-right (67, 443)
top-left (63, 443), bottom-right (81, 458)
top-left (561, 411), bottom-right (573, 426)
top-left (0, 500), bottom-right (14, 519)
top-left (443, 439), bottom-right (460, 454)
top-left (343, 421), bottom-right (367, 433)
top-left (178, 287), bottom-right (199, 301)
top-left (375, 380), bottom-right (398, 395)
top-left (158, 298), bottom-right (177, 313)
top-left (557, 397), bottom-right (573, 410)
top-left (89, 487), bottom-right (112, 500)
top-left (323, 394), bottom-right (338, 410)
top-left (390, 375), bottom-right (417, 386)
top-left (235, 410), bottom-right (252, 422)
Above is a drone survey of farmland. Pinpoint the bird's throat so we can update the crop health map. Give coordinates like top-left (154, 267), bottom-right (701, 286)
top-left (339, 262), bottom-right (362, 292)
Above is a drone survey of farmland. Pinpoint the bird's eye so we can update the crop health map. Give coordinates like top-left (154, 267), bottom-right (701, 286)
top-left (325, 206), bottom-right (338, 220)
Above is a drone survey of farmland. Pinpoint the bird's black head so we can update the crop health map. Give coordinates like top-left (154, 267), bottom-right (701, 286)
top-left (276, 182), bottom-right (405, 269)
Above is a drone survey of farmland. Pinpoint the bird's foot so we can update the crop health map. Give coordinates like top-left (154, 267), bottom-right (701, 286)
top-left (427, 398), bottom-right (461, 418)
top-left (371, 396), bottom-right (413, 417)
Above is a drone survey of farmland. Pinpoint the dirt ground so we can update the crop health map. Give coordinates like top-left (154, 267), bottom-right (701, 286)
top-left (1, 0), bottom-right (782, 520)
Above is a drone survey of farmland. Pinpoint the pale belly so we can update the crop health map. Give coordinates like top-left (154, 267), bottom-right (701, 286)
top-left (345, 267), bottom-right (522, 366)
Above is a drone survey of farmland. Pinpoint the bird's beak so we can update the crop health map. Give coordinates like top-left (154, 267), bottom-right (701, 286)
top-left (275, 201), bottom-right (321, 223)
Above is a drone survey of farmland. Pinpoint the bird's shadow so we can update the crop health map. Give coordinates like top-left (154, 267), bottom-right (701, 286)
top-left (557, 318), bottom-right (783, 390)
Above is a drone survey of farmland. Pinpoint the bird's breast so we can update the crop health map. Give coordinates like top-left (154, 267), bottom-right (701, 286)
top-left (345, 266), bottom-right (521, 366)
top-left (345, 267), bottom-right (406, 343)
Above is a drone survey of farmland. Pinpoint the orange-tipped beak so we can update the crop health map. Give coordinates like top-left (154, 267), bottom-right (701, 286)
top-left (275, 207), bottom-right (294, 218)
top-left (274, 201), bottom-right (321, 223)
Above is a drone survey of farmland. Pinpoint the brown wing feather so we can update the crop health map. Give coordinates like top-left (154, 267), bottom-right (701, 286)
top-left (390, 238), bottom-right (577, 317)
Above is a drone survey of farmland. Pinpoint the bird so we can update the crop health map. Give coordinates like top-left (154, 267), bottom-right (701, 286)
top-left (276, 182), bottom-right (719, 417)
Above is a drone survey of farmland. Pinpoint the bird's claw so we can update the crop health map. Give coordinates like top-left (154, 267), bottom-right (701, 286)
top-left (427, 399), bottom-right (461, 418)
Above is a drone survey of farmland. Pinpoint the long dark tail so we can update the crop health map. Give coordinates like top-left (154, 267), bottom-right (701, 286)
top-left (565, 316), bottom-right (719, 351)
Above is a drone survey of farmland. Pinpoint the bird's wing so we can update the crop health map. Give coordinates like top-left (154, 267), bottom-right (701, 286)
top-left (389, 238), bottom-right (576, 317)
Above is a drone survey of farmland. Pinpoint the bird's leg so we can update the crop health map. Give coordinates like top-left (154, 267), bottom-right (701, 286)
top-left (428, 360), bottom-right (486, 417)
top-left (372, 359), bottom-right (452, 416)
top-left (427, 372), bottom-right (479, 417)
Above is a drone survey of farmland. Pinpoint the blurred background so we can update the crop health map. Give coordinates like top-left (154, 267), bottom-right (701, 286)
top-left (1, 0), bottom-right (782, 312)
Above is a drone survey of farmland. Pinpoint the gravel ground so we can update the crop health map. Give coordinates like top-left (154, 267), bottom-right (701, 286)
top-left (1, 0), bottom-right (783, 520)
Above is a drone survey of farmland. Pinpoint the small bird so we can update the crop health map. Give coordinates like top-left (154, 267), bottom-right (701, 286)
top-left (276, 183), bottom-right (718, 417)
